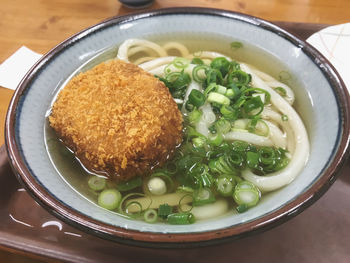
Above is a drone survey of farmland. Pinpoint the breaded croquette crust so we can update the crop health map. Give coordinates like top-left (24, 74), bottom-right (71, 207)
top-left (49, 60), bottom-right (183, 181)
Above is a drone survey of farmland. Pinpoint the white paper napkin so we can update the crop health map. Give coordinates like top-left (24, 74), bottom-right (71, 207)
top-left (0, 46), bottom-right (42, 90)
top-left (307, 23), bottom-right (350, 91)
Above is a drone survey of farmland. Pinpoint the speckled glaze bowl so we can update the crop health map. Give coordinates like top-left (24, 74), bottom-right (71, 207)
top-left (5, 8), bottom-right (350, 247)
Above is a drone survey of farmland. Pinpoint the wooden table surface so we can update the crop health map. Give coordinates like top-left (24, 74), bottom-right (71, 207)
top-left (0, 0), bottom-right (349, 262)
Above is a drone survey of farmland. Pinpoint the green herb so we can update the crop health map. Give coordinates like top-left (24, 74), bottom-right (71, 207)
top-left (167, 213), bottom-right (195, 224)
top-left (88, 176), bottom-right (106, 191)
top-left (144, 209), bottom-right (158, 223)
top-left (274, 87), bottom-right (287, 97)
top-left (158, 203), bottom-right (173, 219)
top-left (98, 189), bottom-right (122, 210)
top-left (230, 41), bottom-right (243, 50)
top-left (188, 89), bottom-right (206, 108)
top-left (116, 177), bottom-right (142, 192)
top-left (193, 188), bottom-right (216, 206)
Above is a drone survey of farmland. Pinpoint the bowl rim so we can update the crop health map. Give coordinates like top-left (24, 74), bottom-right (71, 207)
top-left (5, 7), bottom-right (350, 247)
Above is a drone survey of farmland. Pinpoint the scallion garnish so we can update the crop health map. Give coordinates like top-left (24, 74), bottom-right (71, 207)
top-left (233, 181), bottom-right (261, 209)
top-left (230, 41), bottom-right (243, 50)
top-left (144, 209), bottom-right (158, 223)
top-left (117, 176), bottom-right (142, 192)
top-left (98, 189), bottom-right (122, 210)
top-left (88, 176), bottom-right (106, 191)
top-left (188, 89), bottom-right (206, 108)
top-left (207, 92), bottom-right (230, 105)
top-left (158, 203), bottom-right (173, 219)
top-left (167, 212), bottom-right (195, 224)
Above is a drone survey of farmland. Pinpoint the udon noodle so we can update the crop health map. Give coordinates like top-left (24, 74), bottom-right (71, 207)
top-left (117, 39), bottom-right (309, 193)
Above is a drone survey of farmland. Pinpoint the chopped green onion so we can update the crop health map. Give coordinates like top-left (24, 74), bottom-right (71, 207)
top-left (248, 118), bottom-right (269, 136)
top-left (220, 105), bottom-right (238, 120)
top-left (98, 189), bottom-right (122, 210)
top-left (165, 163), bottom-right (178, 175)
top-left (147, 177), bottom-right (167, 195)
top-left (119, 193), bottom-right (151, 216)
top-left (177, 186), bottom-right (194, 193)
top-left (185, 126), bottom-right (206, 140)
top-left (216, 85), bottom-right (227, 95)
top-left (167, 213), bottom-right (195, 225)
top-left (209, 154), bottom-right (241, 175)
top-left (216, 175), bottom-right (235, 197)
top-left (158, 203), bottom-right (173, 219)
top-left (117, 177), bottom-right (142, 192)
top-left (204, 83), bottom-right (218, 97)
top-left (233, 181), bottom-right (261, 208)
top-left (192, 137), bottom-right (206, 148)
top-left (228, 70), bottom-right (251, 85)
top-left (188, 89), bottom-right (206, 108)
top-left (206, 68), bottom-right (223, 85)
top-left (207, 92), bottom-right (230, 105)
top-left (193, 188), bottom-right (216, 206)
top-left (243, 88), bottom-right (271, 104)
top-left (150, 172), bottom-right (175, 193)
top-left (282, 114), bottom-right (289, 121)
top-left (192, 65), bottom-right (208, 83)
top-left (230, 41), bottom-right (243, 50)
top-left (88, 176), bottom-right (106, 191)
top-left (172, 57), bottom-right (190, 69)
top-left (144, 209), bottom-right (158, 223)
top-left (213, 118), bottom-right (232, 134)
top-left (226, 83), bottom-right (241, 99)
top-left (243, 96), bottom-right (264, 116)
top-left (278, 71), bottom-right (291, 81)
top-left (191, 57), bottom-right (204, 65)
top-left (210, 57), bottom-right (231, 77)
top-left (236, 204), bottom-right (249, 213)
top-left (246, 151), bottom-right (260, 169)
top-left (208, 133), bottom-right (224, 146)
top-left (188, 109), bottom-right (202, 125)
top-left (274, 87), bottom-right (287, 97)
top-left (225, 88), bottom-right (234, 99)
top-left (258, 146), bottom-right (276, 165)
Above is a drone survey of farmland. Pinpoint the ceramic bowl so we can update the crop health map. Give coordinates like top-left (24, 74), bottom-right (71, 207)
top-left (5, 7), bottom-right (350, 247)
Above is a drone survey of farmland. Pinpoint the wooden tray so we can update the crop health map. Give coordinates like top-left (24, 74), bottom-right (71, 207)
top-left (2, 22), bottom-right (350, 263)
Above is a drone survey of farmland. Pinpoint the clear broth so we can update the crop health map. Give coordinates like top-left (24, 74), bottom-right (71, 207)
top-left (45, 34), bottom-right (313, 219)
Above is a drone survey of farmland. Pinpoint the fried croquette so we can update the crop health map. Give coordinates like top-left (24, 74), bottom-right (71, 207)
top-left (49, 59), bottom-right (183, 181)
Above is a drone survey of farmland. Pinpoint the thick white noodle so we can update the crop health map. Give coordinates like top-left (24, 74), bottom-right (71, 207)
top-left (162, 42), bottom-right (190, 57)
top-left (264, 120), bottom-right (287, 149)
top-left (127, 46), bottom-right (154, 57)
top-left (196, 103), bottom-right (216, 137)
top-left (117, 39), bottom-right (167, 62)
top-left (148, 64), bottom-right (167, 76)
top-left (180, 199), bottom-right (229, 220)
top-left (139, 56), bottom-right (176, 71)
top-left (181, 80), bottom-right (202, 113)
top-left (187, 51), bottom-right (231, 60)
top-left (251, 68), bottom-right (295, 105)
top-left (240, 63), bottom-right (309, 192)
top-left (261, 107), bottom-right (294, 153)
top-left (251, 67), bottom-right (276, 82)
top-left (133, 56), bottom-right (157, 65)
top-left (224, 131), bottom-right (274, 146)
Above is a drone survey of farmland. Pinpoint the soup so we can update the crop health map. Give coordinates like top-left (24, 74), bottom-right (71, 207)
top-left (45, 38), bottom-right (309, 224)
